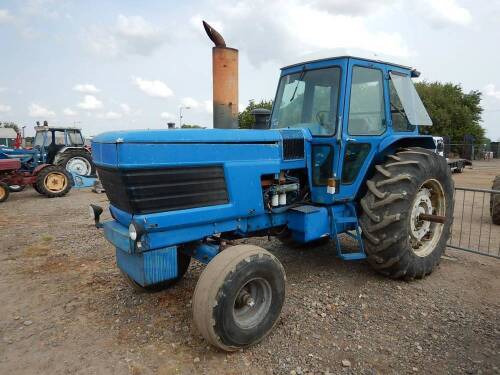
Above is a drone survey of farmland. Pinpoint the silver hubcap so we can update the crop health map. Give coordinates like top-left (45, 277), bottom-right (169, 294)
top-left (233, 278), bottom-right (272, 329)
top-left (409, 179), bottom-right (446, 257)
top-left (66, 157), bottom-right (91, 176)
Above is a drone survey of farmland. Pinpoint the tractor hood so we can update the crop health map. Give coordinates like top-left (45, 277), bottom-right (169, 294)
top-left (91, 128), bottom-right (310, 169)
top-left (93, 128), bottom-right (291, 144)
top-left (91, 128), bottom-right (309, 223)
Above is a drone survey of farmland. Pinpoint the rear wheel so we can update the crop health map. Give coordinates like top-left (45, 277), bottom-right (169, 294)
top-left (193, 245), bottom-right (286, 351)
top-left (490, 176), bottom-right (500, 225)
top-left (56, 150), bottom-right (95, 176)
top-left (35, 166), bottom-right (72, 198)
top-left (0, 182), bottom-right (9, 202)
top-left (121, 252), bottom-right (191, 292)
top-left (360, 147), bottom-right (454, 280)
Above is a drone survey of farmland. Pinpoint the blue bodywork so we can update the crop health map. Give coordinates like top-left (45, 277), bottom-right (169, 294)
top-left (92, 56), bottom-right (435, 287)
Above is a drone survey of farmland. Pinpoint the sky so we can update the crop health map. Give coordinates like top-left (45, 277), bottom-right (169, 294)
top-left (0, 0), bottom-right (499, 140)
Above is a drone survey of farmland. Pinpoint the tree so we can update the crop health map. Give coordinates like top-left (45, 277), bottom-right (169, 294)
top-left (415, 82), bottom-right (485, 143)
top-left (0, 122), bottom-right (20, 134)
top-left (238, 99), bottom-right (273, 129)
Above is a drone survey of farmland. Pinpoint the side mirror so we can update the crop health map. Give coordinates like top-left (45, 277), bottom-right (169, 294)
top-left (251, 108), bottom-right (271, 130)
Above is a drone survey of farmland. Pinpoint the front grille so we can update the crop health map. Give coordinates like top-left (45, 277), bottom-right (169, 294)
top-left (97, 166), bottom-right (229, 214)
top-left (280, 130), bottom-right (305, 160)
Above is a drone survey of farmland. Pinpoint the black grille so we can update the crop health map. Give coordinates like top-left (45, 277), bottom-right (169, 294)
top-left (280, 130), bottom-right (305, 160)
top-left (97, 166), bottom-right (229, 214)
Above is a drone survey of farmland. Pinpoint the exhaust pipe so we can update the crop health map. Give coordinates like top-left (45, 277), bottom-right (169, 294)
top-left (203, 21), bottom-right (238, 129)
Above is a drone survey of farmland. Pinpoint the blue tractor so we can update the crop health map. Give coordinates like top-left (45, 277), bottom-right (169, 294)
top-left (90, 25), bottom-right (453, 351)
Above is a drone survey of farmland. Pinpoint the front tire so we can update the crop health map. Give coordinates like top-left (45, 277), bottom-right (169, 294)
top-left (35, 166), bottom-right (72, 198)
top-left (193, 245), bottom-right (286, 351)
top-left (0, 182), bottom-right (10, 202)
top-left (9, 185), bottom-right (26, 192)
top-left (360, 148), bottom-right (454, 280)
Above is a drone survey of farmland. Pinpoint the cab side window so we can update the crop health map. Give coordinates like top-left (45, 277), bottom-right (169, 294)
top-left (348, 67), bottom-right (386, 136)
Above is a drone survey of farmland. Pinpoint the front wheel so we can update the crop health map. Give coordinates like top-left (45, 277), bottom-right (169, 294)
top-left (360, 148), bottom-right (454, 280)
top-left (0, 182), bottom-right (10, 202)
top-left (9, 185), bottom-right (26, 192)
top-left (35, 166), bottom-right (72, 198)
top-left (193, 245), bottom-right (286, 351)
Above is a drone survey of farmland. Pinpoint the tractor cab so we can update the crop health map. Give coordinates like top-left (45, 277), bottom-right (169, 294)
top-left (33, 124), bottom-right (94, 175)
top-left (33, 125), bottom-right (85, 163)
top-left (270, 56), bottom-right (434, 204)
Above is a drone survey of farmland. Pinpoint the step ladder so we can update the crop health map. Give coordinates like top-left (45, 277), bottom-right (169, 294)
top-left (330, 204), bottom-right (366, 260)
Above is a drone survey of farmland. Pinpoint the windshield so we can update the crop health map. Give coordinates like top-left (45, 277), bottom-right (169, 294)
top-left (67, 130), bottom-right (84, 146)
top-left (34, 131), bottom-right (46, 147)
top-left (389, 72), bottom-right (432, 126)
top-left (271, 67), bottom-right (341, 136)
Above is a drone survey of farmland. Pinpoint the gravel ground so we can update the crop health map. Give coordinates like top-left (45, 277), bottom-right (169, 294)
top-left (0, 163), bottom-right (499, 375)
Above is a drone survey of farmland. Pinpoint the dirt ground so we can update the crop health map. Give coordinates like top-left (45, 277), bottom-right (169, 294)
top-left (0, 161), bottom-right (499, 375)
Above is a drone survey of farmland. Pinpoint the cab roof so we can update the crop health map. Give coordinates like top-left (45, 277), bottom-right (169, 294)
top-left (35, 126), bottom-right (81, 131)
top-left (282, 55), bottom-right (414, 72)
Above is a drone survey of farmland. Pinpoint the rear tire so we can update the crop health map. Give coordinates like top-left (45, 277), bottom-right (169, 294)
top-left (56, 149), bottom-right (95, 176)
top-left (0, 182), bottom-right (10, 202)
top-left (360, 148), bottom-right (454, 280)
top-left (491, 176), bottom-right (500, 225)
top-left (193, 245), bottom-right (286, 351)
top-left (121, 252), bottom-right (191, 292)
top-left (35, 166), bottom-right (72, 198)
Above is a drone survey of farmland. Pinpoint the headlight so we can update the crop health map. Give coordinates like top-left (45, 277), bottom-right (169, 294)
top-left (129, 223), bottom-right (138, 241)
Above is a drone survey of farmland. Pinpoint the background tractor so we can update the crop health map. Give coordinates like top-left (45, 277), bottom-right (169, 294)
top-left (89, 22), bottom-right (454, 351)
top-left (32, 123), bottom-right (95, 176)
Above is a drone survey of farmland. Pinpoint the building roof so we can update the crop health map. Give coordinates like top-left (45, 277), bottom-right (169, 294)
top-left (0, 127), bottom-right (17, 138)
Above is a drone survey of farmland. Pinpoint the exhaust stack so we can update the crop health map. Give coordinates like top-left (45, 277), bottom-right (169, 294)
top-left (203, 21), bottom-right (238, 129)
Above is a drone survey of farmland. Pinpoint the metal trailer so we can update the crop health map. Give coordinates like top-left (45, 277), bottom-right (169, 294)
top-left (89, 22), bottom-right (454, 351)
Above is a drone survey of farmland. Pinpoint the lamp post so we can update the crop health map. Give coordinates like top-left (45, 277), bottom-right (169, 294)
top-left (179, 106), bottom-right (190, 128)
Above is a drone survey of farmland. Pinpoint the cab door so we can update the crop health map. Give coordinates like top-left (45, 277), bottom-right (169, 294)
top-left (335, 59), bottom-right (389, 201)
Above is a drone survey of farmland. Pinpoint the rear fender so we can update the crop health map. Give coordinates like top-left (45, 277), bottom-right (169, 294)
top-left (33, 163), bottom-right (51, 175)
top-left (354, 135), bottom-right (436, 200)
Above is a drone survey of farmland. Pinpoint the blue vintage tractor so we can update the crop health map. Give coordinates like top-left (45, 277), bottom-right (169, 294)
top-left (90, 27), bottom-right (453, 351)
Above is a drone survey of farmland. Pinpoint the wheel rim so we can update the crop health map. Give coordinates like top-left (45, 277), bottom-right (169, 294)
top-left (66, 157), bottom-right (92, 176)
top-left (409, 179), bottom-right (446, 257)
top-left (44, 172), bottom-right (68, 193)
top-left (233, 278), bottom-right (272, 329)
top-left (0, 186), bottom-right (5, 200)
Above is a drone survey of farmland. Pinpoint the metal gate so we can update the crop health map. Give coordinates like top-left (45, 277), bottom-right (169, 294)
top-left (447, 187), bottom-right (500, 258)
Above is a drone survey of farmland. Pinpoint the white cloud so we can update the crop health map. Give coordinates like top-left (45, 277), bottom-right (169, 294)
top-left (29, 103), bottom-right (56, 118)
top-left (77, 95), bottom-right (103, 110)
top-left (212, 0), bottom-right (409, 66)
top-left (73, 83), bottom-right (100, 94)
top-left (85, 14), bottom-right (165, 57)
top-left (97, 111), bottom-right (122, 120)
top-left (63, 108), bottom-right (78, 116)
top-left (484, 84), bottom-right (500, 101)
top-left (0, 104), bottom-right (11, 112)
top-left (160, 112), bottom-right (174, 119)
top-left (419, 0), bottom-right (472, 27)
top-left (0, 87), bottom-right (6, 92)
top-left (0, 9), bottom-right (14, 23)
top-left (120, 103), bottom-right (131, 113)
top-left (309, 0), bottom-right (395, 16)
top-left (181, 97), bottom-right (199, 108)
top-left (133, 77), bottom-right (173, 98)
top-left (204, 100), bottom-right (213, 113)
